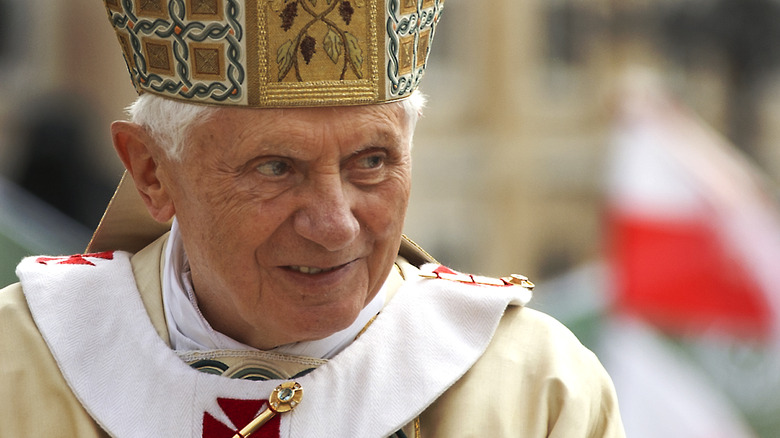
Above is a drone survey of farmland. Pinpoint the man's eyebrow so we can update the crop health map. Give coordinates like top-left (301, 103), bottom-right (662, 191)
top-left (353, 131), bottom-right (403, 153)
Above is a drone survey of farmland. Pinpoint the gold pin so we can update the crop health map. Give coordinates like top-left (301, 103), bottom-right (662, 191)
top-left (501, 274), bottom-right (535, 290)
top-left (232, 381), bottom-right (303, 438)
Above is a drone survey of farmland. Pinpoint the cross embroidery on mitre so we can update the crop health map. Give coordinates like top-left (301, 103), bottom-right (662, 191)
top-left (35, 252), bottom-right (115, 267)
top-left (202, 398), bottom-right (280, 438)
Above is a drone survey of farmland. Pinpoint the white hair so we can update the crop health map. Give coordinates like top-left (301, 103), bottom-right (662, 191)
top-left (127, 91), bottom-right (426, 161)
top-left (403, 90), bottom-right (426, 132)
top-left (127, 96), bottom-right (218, 160)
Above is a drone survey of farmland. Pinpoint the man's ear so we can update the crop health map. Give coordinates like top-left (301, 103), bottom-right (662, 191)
top-left (111, 121), bottom-right (175, 223)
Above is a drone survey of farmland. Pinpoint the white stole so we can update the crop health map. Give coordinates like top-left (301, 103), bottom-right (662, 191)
top-left (17, 251), bottom-right (530, 437)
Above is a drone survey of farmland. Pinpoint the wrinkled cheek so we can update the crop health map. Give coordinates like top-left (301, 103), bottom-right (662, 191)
top-left (378, 180), bottom-right (411, 229)
top-left (389, 195), bottom-right (411, 234)
top-left (371, 204), bottom-right (406, 238)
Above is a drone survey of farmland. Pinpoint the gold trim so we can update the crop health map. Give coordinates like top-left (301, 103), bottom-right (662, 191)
top-left (375, 0), bottom-right (386, 101)
top-left (256, 0), bottom-right (268, 104)
top-left (355, 315), bottom-right (378, 339)
top-left (369, 0), bottom-right (381, 102)
top-left (400, 234), bottom-right (439, 266)
top-left (393, 262), bottom-right (405, 280)
top-left (246, 0), bottom-right (261, 105)
top-left (263, 80), bottom-right (377, 106)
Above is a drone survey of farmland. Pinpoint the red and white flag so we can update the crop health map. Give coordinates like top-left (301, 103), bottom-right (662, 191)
top-left (605, 78), bottom-right (780, 340)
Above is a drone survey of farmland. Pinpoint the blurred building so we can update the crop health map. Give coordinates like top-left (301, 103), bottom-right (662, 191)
top-left (407, 0), bottom-right (780, 282)
top-left (0, 0), bottom-right (134, 231)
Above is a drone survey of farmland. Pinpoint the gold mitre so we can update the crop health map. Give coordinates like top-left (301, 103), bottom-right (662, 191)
top-left (102, 0), bottom-right (444, 107)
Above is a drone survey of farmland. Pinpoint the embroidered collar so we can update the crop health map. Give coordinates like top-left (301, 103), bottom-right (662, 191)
top-left (19, 251), bottom-right (529, 437)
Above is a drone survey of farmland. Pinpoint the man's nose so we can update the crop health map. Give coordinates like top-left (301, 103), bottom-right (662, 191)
top-left (292, 177), bottom-right (360, 251)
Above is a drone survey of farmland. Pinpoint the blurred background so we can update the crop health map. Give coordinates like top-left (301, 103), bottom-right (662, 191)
top-left (3, 0), bottom-right (780, 436)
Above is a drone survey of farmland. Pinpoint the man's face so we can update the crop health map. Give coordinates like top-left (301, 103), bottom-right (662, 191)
top-left (155, 103), bottom-right (413, 349)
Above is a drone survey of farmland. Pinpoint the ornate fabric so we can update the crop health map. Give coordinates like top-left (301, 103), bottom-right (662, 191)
top-left (102, 0), bottom-right (444, 107)
top-left (1, 234), bottom-right (624, 436)
top-left (15, 248), bottom-right (531, 437)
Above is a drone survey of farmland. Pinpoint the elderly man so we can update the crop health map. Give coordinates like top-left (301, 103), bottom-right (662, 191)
top-left (0, 1), bottom-right (624, 437)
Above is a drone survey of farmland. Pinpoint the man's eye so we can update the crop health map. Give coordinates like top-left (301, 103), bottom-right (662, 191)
top-left (256, 160), bottom-right (292, 177)
top-left (358, 154), bottom-right (384, 169)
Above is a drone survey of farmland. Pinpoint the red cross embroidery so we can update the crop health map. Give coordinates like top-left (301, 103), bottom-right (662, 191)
top-left (426, 265), bottom-right (534, 288)
top-left (429, 265), bottom-right (514, 287)
top-left (36, 251), bottom-right (115, 267)
top-left (202, 398), bottom-right (280, 438)
top-left (433, 265), bottom-right (457, 276)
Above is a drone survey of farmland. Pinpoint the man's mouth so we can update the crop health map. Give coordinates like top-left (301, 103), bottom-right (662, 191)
top-left (287, 265), bottom-right (340, 275)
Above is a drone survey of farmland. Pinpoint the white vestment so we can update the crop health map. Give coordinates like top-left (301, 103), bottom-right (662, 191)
top-left (0, 235), bottom-right (624, 437)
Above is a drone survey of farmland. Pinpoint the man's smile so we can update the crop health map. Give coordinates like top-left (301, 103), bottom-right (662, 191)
top-left (286, 265), bottom-right (341, 275)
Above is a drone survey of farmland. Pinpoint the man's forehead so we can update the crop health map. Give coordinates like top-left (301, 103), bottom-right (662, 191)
top-left (188, 102), bottom-right (409, 152)
top-left (211, 100), bottom-right (407, 121)
top-left (198, 102), bottom-right (407, 137)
